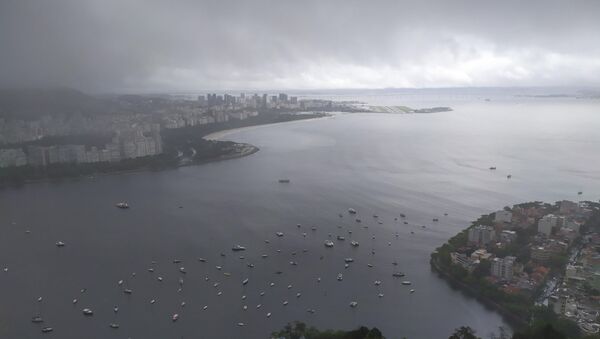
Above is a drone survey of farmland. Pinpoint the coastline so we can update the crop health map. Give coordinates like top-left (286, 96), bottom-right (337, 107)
top-left (203, 115), bottom-right (330, 140)
top-left (430, 258), bottom-right (527, 329)
top-left (0, 114), bottom-right (324, 189)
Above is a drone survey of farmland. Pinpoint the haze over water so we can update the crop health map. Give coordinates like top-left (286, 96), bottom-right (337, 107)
top-left (1, 90), bottom-right (599, 338)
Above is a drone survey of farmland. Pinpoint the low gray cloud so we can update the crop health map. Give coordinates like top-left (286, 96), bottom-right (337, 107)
top-left (1, 0), bottom-right (599, 92)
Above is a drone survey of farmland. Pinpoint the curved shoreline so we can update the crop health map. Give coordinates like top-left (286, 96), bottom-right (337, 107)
top-left (203, 116), bottom-right (329, 140)
top-left (0, 115), bottom-right (325, 188)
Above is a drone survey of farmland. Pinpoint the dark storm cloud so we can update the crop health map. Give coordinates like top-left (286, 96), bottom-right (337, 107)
top-left (1, 0), bottom-right (599, 92)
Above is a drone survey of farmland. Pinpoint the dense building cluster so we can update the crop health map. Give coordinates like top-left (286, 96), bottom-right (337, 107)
top-left (447, 200), bottom-right (600, 334)
top-left (0, 92), bottom-right (339, 168)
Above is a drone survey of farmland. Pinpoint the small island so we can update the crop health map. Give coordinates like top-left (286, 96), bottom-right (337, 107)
top-left (431, 200), bottom-right (600, 338)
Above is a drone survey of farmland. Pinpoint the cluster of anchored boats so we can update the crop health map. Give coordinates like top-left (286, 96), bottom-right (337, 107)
top-left (19, 203), bottom-right (440, 334)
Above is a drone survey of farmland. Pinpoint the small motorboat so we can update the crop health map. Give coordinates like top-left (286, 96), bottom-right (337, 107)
top-left (276, 232), bottom-right (284, 237)
top-left (82, 308), bottom-right (94, 316)
top-left (337, 273), bottom-right (343, 281)
top-left (349, 301), bottom-right (358, 308)
top-left (324, 240), bottom-right (334, 248)
top-left (344, 258), bottom-right (354, 263)
top-left (348, 208), bottom-right (357, 214)
top-left (55, 241), bottom-right (65, 247)
top-left (31, 316), bottom-right (44, 323)
top-left (392, 272), bottom-right (405, 277)
top-left (378, 293), bottom-right (384, 298)
top-left (109, 323), bottom-right (119, 329)
top-left (336, 235), bottom-right (345, 241)
top-left (401, 281), bottom-right (412, 285)
top-left (410, 289), bottom-right (416, 293)
top-left (123, 289), bottom-right (133, 294)
top-left (41, 327), bottom-right (53, 333)
top-left (283, 301), bottom-right (289, 306)
top-left (232, 245), bottom-right (246, 251)
top-left (198, 258), bottom-right (207, 262)
top-left (242, 278), bottom-right (249, 285)
top-left (172, 313), bottom-right (179, 322)
top-left (115, 202), bottom-right (129, 209)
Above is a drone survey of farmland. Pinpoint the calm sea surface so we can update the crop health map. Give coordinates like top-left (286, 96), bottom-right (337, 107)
top-left (1, 92), bottom-right (599, 338)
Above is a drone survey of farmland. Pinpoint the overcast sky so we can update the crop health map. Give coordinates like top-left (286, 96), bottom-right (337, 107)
top-left (1, 0), bottom-right (599, 92)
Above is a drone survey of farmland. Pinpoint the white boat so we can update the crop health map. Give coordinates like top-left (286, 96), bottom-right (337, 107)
top-left (374, 280), bottom-right (381, 286)
top-left (337, 273), bottom-right (343, 281)
top-left (324, 240), bottom-right (334, 248)
top-left (82, 308), bottom-right (93, 316)
top-left (172, 313), bottom-right (179, 321)
top-left (349, 301), bottom-right (358, 308)
top-left (109, 323), bottom-right (119, 329)
top-left (296, 293), bottom-right (301, 298)
top-left (283, 301), bottom-right (289, 306)
top-left (55, 241), bottom-right (65, 247)
top-left (378, 293), bottom-right (384, 298)
top-left (198, 258), bottom-right (207, 262)
top-left (275, 232), bottom-right (284, 237)
top-left (41, 327), bottom-right (53, 333)
top-left (344, 258), bottom-right (354, 263)
top-left (410, 289), bottom-right (415, 293)
top-left (31, 316), bottom-right (44, 323)
top-left (113, 306), bottom-right (118, 313)
top-left (115, 202), bottom-right (129, 209)
top-left (124, 289), bottom-right (132, 294)
top-left (348, 208), bottom-right (357, 214)
top-left (242, 278), bottom-right (249, 285)
top-left (392, 272), bottom-right (405, 277)
top-left (232, 245), bottom-right (246, 251)
top-left (350, 240), bottom-right (359, 247)
top-left (336, 235), bottom-right (345, 241)
top-left (267, 312), bottom-right (271, 317)
top-left (401, 281), bottom-right (412, 285)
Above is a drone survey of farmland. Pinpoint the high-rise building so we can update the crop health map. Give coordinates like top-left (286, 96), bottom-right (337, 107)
top-left (538, 214), bottom-right (559, 236)
top-left (491, 256), bottom-right (515, 281)
top-left (468, 225), bottom-right (496, 246)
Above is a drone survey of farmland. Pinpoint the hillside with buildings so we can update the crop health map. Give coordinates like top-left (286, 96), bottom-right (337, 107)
top-left (431, 200), bottom-right (600, 337)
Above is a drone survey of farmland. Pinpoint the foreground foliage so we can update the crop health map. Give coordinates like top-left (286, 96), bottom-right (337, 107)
top-left (272, 322), bottom-right (384, 339)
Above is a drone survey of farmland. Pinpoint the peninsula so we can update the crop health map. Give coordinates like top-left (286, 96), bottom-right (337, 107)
top-left (431, 200), bottom-right (600, 337)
